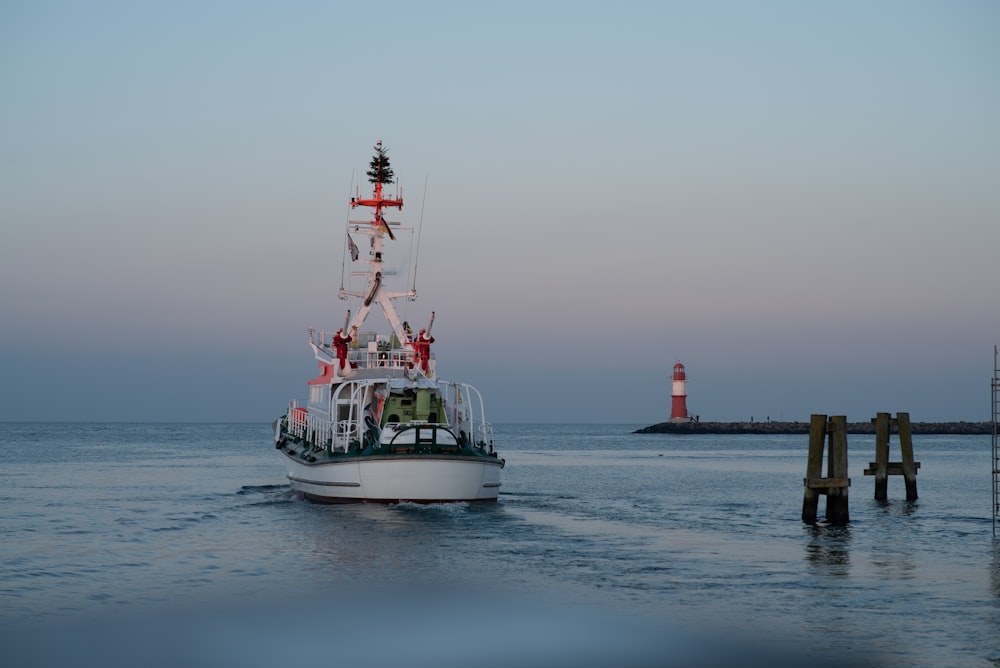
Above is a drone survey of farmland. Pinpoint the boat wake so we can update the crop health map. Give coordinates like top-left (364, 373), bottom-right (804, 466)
top-left (236, 484), bottom-right (297, 505)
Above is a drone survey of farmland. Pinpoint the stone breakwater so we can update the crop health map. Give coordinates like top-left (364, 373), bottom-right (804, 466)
top-left (634, 421), bottom-right (993, 435)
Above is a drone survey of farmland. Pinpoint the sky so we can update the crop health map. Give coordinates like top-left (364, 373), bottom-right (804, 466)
top-left (2, 1), bottom-right (998, 424)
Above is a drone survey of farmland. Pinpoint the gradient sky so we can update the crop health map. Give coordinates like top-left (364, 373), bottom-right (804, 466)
top-left (2, 1), bottom-right (998, 423)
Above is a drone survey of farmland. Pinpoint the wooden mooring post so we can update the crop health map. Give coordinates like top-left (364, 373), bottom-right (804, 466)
top-left (802, 414), bottom-right (850, 524)
top-left (863, 412), bottom-right (919, 501)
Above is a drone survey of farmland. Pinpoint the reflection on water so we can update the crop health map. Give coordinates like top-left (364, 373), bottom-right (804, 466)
top-left (804, 524), bottom-right (851, 576)
top-left (992, 544), bottom-right (1000, 600)
top-left (865, 499), bottom-right (921, 580)
top-left (874, 497), bottom-right (919, 517)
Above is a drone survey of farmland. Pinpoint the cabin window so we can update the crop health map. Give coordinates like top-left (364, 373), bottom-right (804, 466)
top-left (310, 385), bottom-right (329, 406)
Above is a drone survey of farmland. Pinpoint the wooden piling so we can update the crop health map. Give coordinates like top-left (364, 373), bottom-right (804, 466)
top-left (802, 414), bottom-right (851, 524)
top-left (897, 412), bottom-right (919, 501)
top-left (801, 415), bottom-right (826, 524)
top-left (863, 412), bottom-right (919, 501)
top-left (872, 412), bottom-right (891, 500)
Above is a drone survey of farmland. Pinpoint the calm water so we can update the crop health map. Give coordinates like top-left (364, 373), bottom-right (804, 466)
top-left (1, 422), bottom-right (998, 667)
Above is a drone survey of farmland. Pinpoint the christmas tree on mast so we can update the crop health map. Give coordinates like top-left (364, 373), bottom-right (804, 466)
top-left (366, 140), bottom-right (394, 185)
top-left (352, 140), bottom-right (401, 240)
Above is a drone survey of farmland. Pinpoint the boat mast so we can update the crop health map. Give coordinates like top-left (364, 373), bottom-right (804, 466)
top-left (344, 141), bottom-right (415, 349)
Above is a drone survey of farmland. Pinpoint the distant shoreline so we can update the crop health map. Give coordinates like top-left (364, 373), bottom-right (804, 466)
top-left (634, 421), bottom-right (994, 435)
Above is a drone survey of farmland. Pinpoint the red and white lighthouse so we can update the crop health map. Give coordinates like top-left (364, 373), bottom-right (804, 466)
top-left (670, 363), bottom-right (690, 423)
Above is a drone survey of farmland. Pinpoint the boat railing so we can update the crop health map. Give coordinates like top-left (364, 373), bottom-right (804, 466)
top-left (327, 380), bottom-right (393, 452)
top-left (478, 422), bottom-right (496, 453)
top-left (287, 381), bottom-right (492, 455)
top-left (441, 381), bottom-right (495, 454)
top-left (286, 401), bottom-right (333, 448)
top-left (338, 419), bottom-right (359, 438)
top-left (346, 347), bottom-right (422, 370)
top-left (315, 330), bottom-right (435, 373)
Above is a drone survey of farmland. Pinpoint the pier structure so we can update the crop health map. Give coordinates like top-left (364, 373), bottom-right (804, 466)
top-left (802, 414), bottom-right (850, 525)
top-left (863, 412), bottom-right (920, 501)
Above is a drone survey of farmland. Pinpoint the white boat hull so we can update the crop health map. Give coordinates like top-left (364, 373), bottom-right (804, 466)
top-left (284, 454), bottom-right (503, 503)
top-left (274, 143), bottom-right (502, 504)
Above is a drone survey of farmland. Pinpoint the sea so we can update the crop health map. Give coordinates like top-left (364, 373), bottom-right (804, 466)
top-left (1, 422), bottom-right (998, 668)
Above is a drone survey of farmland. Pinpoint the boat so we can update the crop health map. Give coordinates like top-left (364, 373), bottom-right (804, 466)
top-left (272, 141), bottom-right (504, 503)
